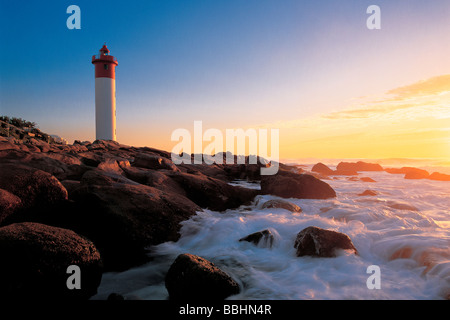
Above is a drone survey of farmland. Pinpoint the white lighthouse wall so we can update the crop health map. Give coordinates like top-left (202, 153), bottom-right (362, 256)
top-left (95, 77), bottom-right (116, 141)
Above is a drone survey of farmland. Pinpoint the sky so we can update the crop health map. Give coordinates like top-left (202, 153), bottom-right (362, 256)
top-left (1, 0), bottom-right (450, 163)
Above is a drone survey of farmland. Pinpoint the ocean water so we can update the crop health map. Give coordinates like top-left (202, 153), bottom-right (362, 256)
top-left (93, 168), bottom-right (450, 300)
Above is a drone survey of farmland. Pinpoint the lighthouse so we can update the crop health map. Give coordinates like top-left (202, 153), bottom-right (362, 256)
top-left (92, 44), bottom-right (118, 141)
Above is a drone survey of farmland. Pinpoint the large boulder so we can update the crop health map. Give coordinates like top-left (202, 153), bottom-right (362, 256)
top-left (69, 180), bottom-right (201, 271)
top-left (0, 189), bottom-right (22, 224)
top-left (121, 165), bottom-right (187, 195)
top-left (0, 163), bottom-right (68, 210)
top-left (165, 253), bottom-right (240, 300)
top-left (0, 150), bottom-right (90, 181)
top-left (133, 153), bottom-right (179, 171)
top-left (261, 170), bottom-right (336, 200)
top-left (167, 171), bottom-right (258, 211)
top-left (0, 222), bottom-right (103, 299)
top-left (294, 226), bottom-right (357, 257)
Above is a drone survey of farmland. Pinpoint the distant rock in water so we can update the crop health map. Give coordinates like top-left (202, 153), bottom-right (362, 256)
top-left (311, 163), bottom-right (334, 176)
top-left (385, 167), bottom-right (429, 179)
top-left (165, 253), bottom-right (240, 300)
top-left (360, 177), bottom-right (376, 182)
top-left (294, 226), bottom-right (358, 258)
top-left (404, 169), bottom-right (429, 180)
top-left (239, 229), bottom-right (275, 248)
top-left (260, 199), bottom-right (302, 212)
top-left (358, 190), bottom-right (378, 196)
top-left (387, 202), bottom-right (419, 211)
top-left (336, 161), bottom-right (383, 172)
top-left (428, 172), bottom-right (450, 181)
top-left (0, 222), bottom-right (103, 299)
top-left (261, 170), bottom-right (336, 200)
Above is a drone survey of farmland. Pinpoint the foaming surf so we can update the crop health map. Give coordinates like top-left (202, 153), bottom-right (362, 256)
top-left (93, 169), bottom-right (450, 300)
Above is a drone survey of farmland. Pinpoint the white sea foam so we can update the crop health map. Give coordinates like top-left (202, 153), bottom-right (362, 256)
top-left (93, 169), bottom-right (450, 300)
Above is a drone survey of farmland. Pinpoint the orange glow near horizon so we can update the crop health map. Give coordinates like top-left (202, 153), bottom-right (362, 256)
top-left (59, 74), bottom-right (450, 166)
top-left (257, 74), bottom-right (450, 162)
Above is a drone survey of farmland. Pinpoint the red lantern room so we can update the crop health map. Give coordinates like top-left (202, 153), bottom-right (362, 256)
top-left (92, 44), bottom-right (118, 79)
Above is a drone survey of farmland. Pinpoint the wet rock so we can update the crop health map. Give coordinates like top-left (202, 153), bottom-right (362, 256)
top-left (167, 171), bottom-right (258, 211)
top-left (70, 182), bottom-right (200, 271)
top-left (239, 229), bottom-right (274, 248)
top-left (165, 253), bottom-right (240, 300)
top-left (261, 170), bottom-right (336, 200)
top-left (0, 222), bottom-right (103, 299)
top-left (260, 199), bottom-right (302, 212)
top-left (294, 226), bottom-right (358, 257)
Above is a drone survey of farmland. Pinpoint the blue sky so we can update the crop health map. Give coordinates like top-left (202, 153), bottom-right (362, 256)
top-left (1, 1), bottom-right (450, 159)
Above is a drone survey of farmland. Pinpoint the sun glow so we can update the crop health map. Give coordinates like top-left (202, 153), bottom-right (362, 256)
top-left (256, 75), bottom-right (450, 161)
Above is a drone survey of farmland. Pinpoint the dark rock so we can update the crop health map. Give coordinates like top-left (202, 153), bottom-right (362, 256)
top-left (61, 180), bottom-right (82, 197)
top-left (260, 199), bottom-right (302, 212)
top-left (167, 171), bottom-right (258, 211)
top-left (294, 226), bottom-right (358, 257)
top-left (165, 253), bottom-right (240, 300)
top-left (239, 229), bottom-right (274, 248)
top-left (121, 166), bottom-right (186, 195)
top-left (0, 222), bottom-right (103, 299)
top-left (0, 163), bottom-right (68, 210)
top-left (133, 153), bottom-right (179, 171)
top-left (0, 189), bottom-right (22, 224)
top-left (70, 182), bottom-right (201, 271)
top-left (261, 170), bottom-right (336, 200)
top-left (107, 293), bottom-right (125, 300)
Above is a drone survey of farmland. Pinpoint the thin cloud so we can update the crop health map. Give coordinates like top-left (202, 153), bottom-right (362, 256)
top-left (387, 74), bottom-right (450, 99)
top-left (321, 74), bottom-right (450, 120)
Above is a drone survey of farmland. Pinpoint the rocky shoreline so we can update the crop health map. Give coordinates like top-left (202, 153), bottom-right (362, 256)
top-left (0, 136), bottom-right (448, 299)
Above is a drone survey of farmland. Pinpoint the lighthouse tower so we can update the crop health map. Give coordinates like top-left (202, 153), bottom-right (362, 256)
top-left (92, 44), bottom-right (118, 141)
